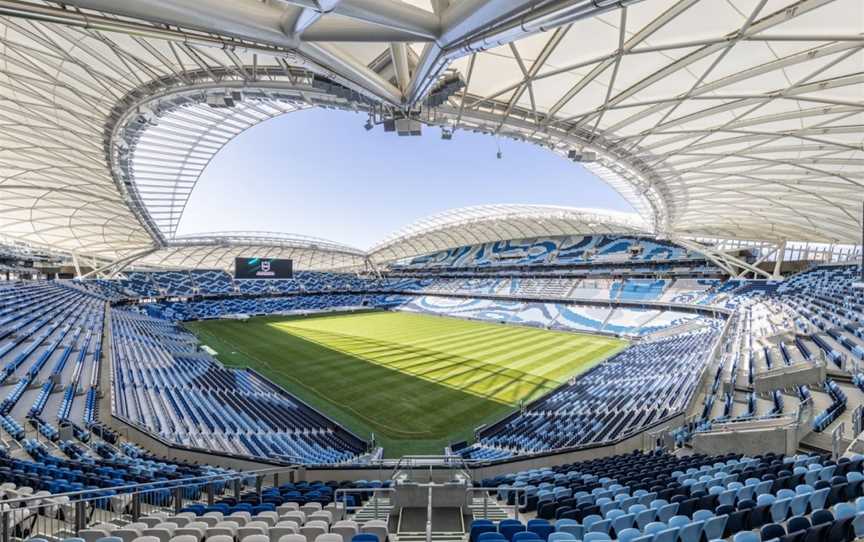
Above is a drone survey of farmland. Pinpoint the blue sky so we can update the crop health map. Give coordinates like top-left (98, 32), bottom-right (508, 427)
top-left (180, 108), bottom-right (634, 249)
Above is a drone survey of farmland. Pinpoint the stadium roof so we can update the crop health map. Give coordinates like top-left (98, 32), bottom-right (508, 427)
top-left (133, 232), bottom-right (369, 272)
top-left (369, 205), bottom-right (647, 262)
top-left (0, 0), bottom-right (861, 269)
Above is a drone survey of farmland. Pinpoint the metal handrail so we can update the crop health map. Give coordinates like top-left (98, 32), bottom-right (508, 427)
top-left (425, 485), bottom-right (432, 542)
top-left (466, 486), bottom-right (529, 522)
top-left (832, 422), bottom-right (847, 460)
top-left (333, 487), bottom-right (395, 522)
top-left (0, 463), bottom-right (297, 508)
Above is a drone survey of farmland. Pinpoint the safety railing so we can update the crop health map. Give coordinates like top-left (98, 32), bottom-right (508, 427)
top-left (391, 455), bottom-right (475, 482)
top-left (466, 486), bottom-right (528, 522)
top-left (333, 487), bottom-right (395, 522)
top-left (425, 485), bottom-right (432, 542)
top-left (0, 465), bottom-right (297, 542)
top-left (853, 404), bottom-right (863, 438)
top-left (832, 422), bottom-right (847, 460)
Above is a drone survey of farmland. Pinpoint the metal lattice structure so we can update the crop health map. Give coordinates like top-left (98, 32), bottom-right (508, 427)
top-left (0, 0), bottom-right (861, 270)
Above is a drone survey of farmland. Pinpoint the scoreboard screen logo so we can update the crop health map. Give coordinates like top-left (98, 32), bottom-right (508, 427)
top-left (235, 257), bottom-right (293, 279)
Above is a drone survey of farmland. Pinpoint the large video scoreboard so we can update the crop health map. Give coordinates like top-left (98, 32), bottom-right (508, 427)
top-left (234, 257), bottom-right (293, 279)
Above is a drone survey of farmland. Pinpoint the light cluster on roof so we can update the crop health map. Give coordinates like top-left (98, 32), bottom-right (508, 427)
top-left (0, 0), bottom-right (860, 271)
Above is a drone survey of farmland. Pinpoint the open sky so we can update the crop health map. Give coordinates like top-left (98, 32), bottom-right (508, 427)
top-left (179, 108), bottom-right (634, 249)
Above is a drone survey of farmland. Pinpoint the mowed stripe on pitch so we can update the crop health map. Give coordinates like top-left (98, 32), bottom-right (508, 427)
top-left (186, 311), bottom-right (626, 456)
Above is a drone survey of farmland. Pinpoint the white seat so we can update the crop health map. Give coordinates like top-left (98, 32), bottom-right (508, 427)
top-left (276, 520), bottom-right (301, 531)
top-left (243, 535), bottom-right (269, 542)
top-left (277, 504), bottom-right (300, 515)
top-left (281, 512), bottom-right (306, 526)
top-left (203, 512), bottom-right (224, 522)
top-left (142, 528), bottom-right (172, 542)
top-left (167, 517), bottom-right (191, 527)
top-left (238, 525), bottom-right (268, 542)
top-left (330, 522), bottom-right (357, 542)
top-left (156, 523), bottom-right (179, 535)
top-left (215, 522), bottom-right (239, 534)
top-left (255, 511), bottom-right (279, 526)
top-left (204, 528), bottom-right (234, 539)
top-left (205, 536), bottom-right (234, 542)
top-left (300, 521), bottom-right (328, 542)
top-left (277, 535), bottom-right (307, 542)
top-left (300, 504), bottom-right (322, 516)
top-left (170, 536), bottom-right (199, 542)
top-left (196, 517), bottom-right (220, 528)
top-left (133, 537), bottom-right (161, 542)
top-left (227, 513), bottom-right (251, 527)
top-left (308, 512), bottom-right (332, 526)
top-left (269, 525), bottom-right (298, 542)
top-left (314, 534), bottom-right (342, 542)
top-left (173, 528), bottom-right (204, 541)
top-left (360, 520), bottom-right (388, 542)
top-left (324, 504), bottom-right (345, 522)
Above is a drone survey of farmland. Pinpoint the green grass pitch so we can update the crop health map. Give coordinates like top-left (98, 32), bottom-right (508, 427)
top-left (185, 311), bottom-right (627, 457)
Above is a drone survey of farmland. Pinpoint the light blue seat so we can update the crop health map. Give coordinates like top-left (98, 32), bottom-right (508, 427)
top-left (546, 533), bottom-right (575, 542)
top-left (756, 494), bottom-right (775, 506)
top-left (809, 487), bottom-right (829, 511)
top-left (643, 522), bottom-right (667, 536)
top-left (589, 520), bottom-right (610, 534)
top-left (615, 528), bottom-right (641, 542)
top-left (736, 485), bottom-right (755, 502)
top-left (656, 503), bottom-right (678, 523)
top-left (732, 532), bottom-right (759, 542)
top-left (618, 497), bottom-right (638, 511)
top-left (857, 496), bottom-right (864, 512)
top-left (755, 480), bottom-right (773, 496)
top-left (795, 484), bottom-right (813, 495)
top-left (653, 528), bottom-right (678, 542)
top-left (582, 515), bottom-right (602, 531)
top-left (628, 504), bottom-right (648, 515)
top-left (769, 498), bottom-right (791, 523)
top-left (833, 502), bottom-right (856, 520)
top-left (554, 520), bottom-right (577, 531)
top-left (853, 512), bottom-right (864, 538)
top-left (718, 490), bottom-right (737, 507)
top-left (582, 534), bottom-right (610, 542)
top-left (635, 509), bottom-right (655, 530)
top-left (702, 515), bottom-right (727, 541)
top-left (789, 494), bottom-right (810, 516)
top-left (677, 521), bottom-right (703, 542)
top-left (637, 493), bottom-right (657, 507)
top-left (692, 510), bottom-right (714, 523)
top-left (611, 513), bottom-right (634, 535)
top-left (605, 509), bottom-right (625, 522)
top-left (668, 516), bottom-right (689, 530)
top-left (649, 499), bottom-right (668, 510)
top-left (556, 524), bottom-right (582, 540)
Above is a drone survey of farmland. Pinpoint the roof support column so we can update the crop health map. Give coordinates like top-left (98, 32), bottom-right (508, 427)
top-left (772, 240), bottom-right (787, 280)
top-left (71, 252), bottom-right (82, 279)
